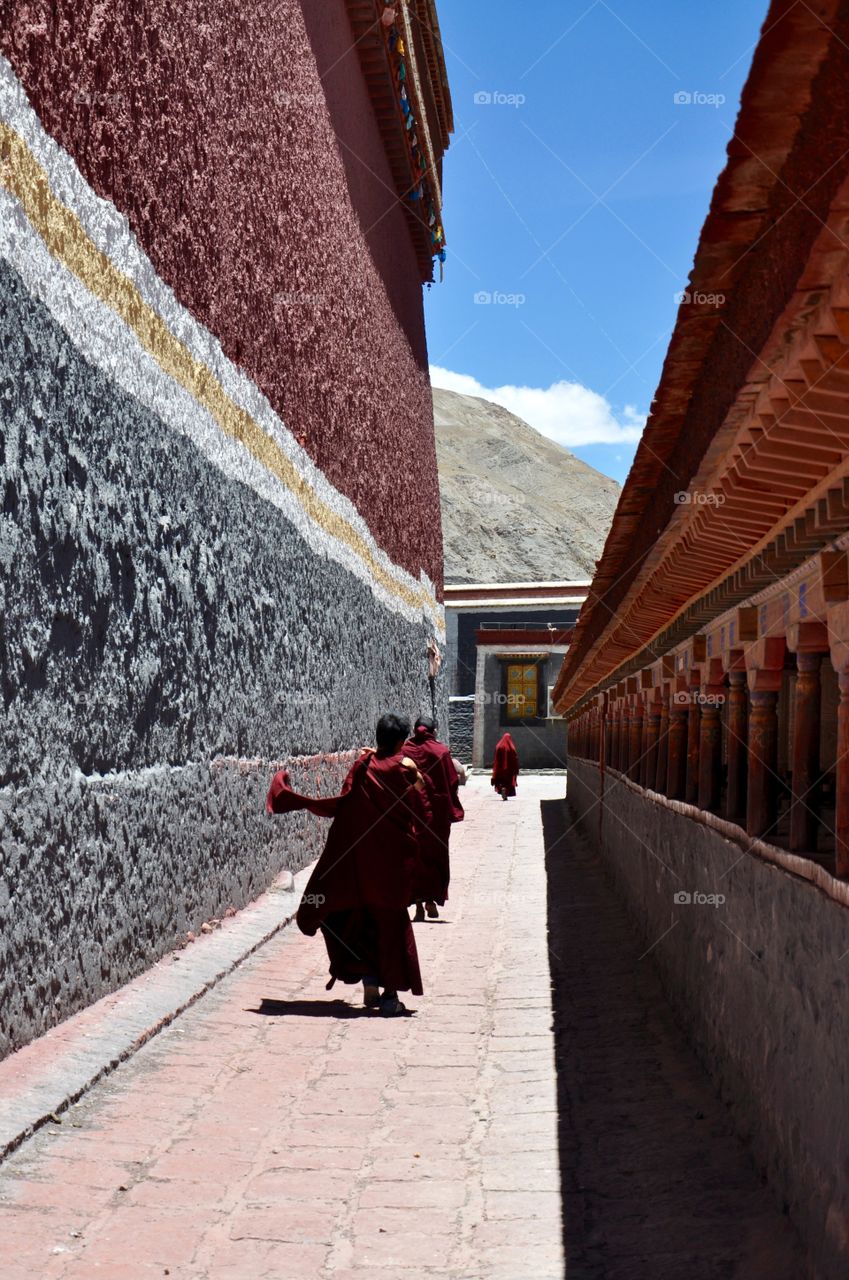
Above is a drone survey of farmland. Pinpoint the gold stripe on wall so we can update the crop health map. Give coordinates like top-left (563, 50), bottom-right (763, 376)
top-left (0, 121), bottom-right (442, 629)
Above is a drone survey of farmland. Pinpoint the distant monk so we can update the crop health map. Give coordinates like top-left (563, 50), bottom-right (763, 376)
top-left (491, 732), bottom-right (519, 800)
top-left (266, 714), bottom-right (431, 1016)
top-left (403, 715), bottom-right (464, 921)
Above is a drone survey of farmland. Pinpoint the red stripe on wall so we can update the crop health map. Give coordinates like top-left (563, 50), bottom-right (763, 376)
top-left (1, 0), bottom-right (443, 588)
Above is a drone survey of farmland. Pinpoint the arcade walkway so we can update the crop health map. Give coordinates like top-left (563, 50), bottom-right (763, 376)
top-left (0, 779), bottom-right (806, 1279)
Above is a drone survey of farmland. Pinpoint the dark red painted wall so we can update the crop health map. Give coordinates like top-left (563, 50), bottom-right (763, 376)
top-left (0, 0), bottom-right (443, 587)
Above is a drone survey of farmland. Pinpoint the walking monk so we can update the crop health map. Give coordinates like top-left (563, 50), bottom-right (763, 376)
top-left (403, 715), bottom-right (464, 922)
top-left (491, 731), bottom-right (520, 800)
top-left (266, 714), bottom-right (431, 1016)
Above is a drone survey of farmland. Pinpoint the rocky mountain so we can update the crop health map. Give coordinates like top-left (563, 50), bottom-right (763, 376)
top-left (433, 388), bottom-right (621, 585)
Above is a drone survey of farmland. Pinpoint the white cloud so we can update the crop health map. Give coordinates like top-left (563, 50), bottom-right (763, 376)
top-left (430, 366), bottom-right (645, 448)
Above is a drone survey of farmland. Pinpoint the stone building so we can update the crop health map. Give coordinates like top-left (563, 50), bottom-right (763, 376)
top-left (557, 4), bottom-right (849, 1275)
top-left (0, 1), bottom-right (452, 1056)
top-left (445, 581), bottom-right (584, 767)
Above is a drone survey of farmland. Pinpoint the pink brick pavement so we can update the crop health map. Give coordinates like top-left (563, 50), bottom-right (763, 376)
top-left (0, 778), bottom-right (565, 1280)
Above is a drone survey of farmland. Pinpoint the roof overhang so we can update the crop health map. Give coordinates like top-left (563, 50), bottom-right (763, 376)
top-left (344, 0), bottom-right (453, 282)
top-left (555, 0), bottom-right (849, 715)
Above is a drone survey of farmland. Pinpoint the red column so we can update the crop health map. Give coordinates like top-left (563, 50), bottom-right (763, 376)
top-left (655, 689), bottom-right (670, 794)
top-left (666, 689), bottom-right (688, 799)
top-left (619, 703), bottom-right (631, 773)
top-left (642, 695), bottom-right (660, 789)
top-left (746, 685), bottom-right (780, 838)
top-left (629, 698), bottom-right (644, 781)
top-left (837, 672), bottom-right (849, 876)
top-left (698, 701), bottom-right (723, 812)
top-left (685, 673), bottom-right (701, 804)
top-left (725, 666), bottom-right (748, 826)
top-left (789, 652), bottom-right (822, 852)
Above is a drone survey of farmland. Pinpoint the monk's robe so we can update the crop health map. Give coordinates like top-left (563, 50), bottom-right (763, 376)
top-left (491, 732), bottom-right (520, 797)
top-left (403, 727), bottom-right (464, 905)
top-left (266, 751), bottom-right (431, 994)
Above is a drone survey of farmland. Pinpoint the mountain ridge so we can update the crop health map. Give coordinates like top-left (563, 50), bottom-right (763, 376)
top-left (433, 387), bottom-right (620, 586)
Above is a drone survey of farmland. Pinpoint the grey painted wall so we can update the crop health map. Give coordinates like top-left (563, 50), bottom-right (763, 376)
top-left (566, 758), bottom-right (849, 1280)
top-left (0, 260), bottom-right (444, 1058)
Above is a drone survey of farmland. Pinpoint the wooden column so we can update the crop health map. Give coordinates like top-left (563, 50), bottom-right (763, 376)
top-left (747, 690), bottom-right (779, 837)
top-left (789, 652), bottom-right (823, 851)
top-left (837, 672), bottom-right (849, 877)
top-left (642, 693), bottom-right (661, 789)
top-left (618, 702), bottom-right (628, 771)
top-left (745, 638), bottom-right (786, 840)
top-left (654, 689), bottom-right (670, 794)
top-left (628, 697), bottom-right (643, 781)
top-left (697, 659), bottom-right (725, 813)
top-left (619, 702), bottom-right (631, 773)
top-left (698, 702), bottom-right (723, 811)
top-left (666, 685), bottom-right (688, 799)
top-left (725, 658), bottom-right (748, 826)
top-left (685, 671), bottom-right (701, 804)
top-left (787, 622), bottom-right (828, 854)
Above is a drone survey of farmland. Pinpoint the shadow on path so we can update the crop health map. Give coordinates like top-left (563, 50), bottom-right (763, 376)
top-left (248, 998), bottom-right (368, 1019)
top-left (541, 798), bottom-right (811, 1280)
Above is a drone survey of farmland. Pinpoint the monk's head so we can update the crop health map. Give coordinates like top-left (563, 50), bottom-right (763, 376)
top-left (413, 714), bottom-right (436, 739)
top-left (375, 713), bottom-right (411, 756)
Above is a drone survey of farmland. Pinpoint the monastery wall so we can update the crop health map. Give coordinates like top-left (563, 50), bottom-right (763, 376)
top-left (567, 758), bottom-right (849, 1280)
top-left (0, 2), bottom-right (446, 1057)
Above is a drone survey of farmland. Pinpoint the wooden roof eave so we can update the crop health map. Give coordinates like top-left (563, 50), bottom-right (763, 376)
top-left (555, 0), bottom-right (847, 711)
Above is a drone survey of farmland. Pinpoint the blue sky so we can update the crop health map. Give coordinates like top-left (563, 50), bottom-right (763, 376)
top-left (424, 0), bottom-right (770, 484)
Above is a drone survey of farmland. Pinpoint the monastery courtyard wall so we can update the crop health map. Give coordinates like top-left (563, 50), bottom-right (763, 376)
top-left (567, 757), bottom-right (849, 1280)
top-left (0, 2), bottom-right (449, 1059)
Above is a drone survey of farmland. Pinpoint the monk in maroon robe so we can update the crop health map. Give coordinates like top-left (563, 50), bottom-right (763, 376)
top-left (403, 715), bottom-right (464, 921)
top-left (266, 714), bottom-right (430, 1015)
top-left (492, 732), bottom-right (520, 800)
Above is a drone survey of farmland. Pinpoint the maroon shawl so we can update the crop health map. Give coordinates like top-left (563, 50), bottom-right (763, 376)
top-left (491, 733), bottom-right (520, 795)
top-left (403, 728), bottom-right (464, 905)
top-left (266, 751), bottom-right (432, 934)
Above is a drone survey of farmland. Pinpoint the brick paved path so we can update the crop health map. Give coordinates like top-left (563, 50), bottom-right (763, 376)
top-left (0, 778), bottom-right (809, 1279)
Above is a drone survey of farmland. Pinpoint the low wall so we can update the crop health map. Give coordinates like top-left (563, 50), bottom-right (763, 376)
top-left (567, 758), bottom-right (849, 1280)
top-left (448, 697), bottom-right (474, 764)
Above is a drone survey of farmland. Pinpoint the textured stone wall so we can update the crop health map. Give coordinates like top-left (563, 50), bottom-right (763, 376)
top-left (448, 698), bottom-right (474, 765)
top-left (0, 5), bottom-right (446, 1056)
top-left (566, 759), bottom-right (849, 1280)
top-left (0, 0), bottom-right (442, 585)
